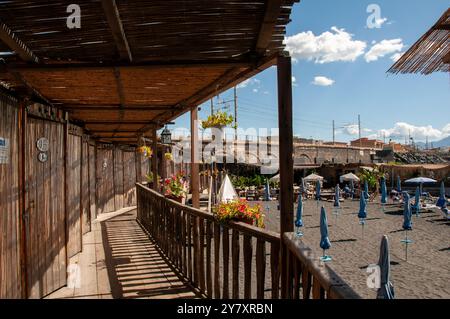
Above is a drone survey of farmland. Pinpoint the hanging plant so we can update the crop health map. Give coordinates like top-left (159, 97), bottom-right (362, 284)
top-left (164, 152), bottom-right (173, 161)
top-left (201, 110), bottom-right (234, 129)
top-left (138, 145), bottom-right (153, 158)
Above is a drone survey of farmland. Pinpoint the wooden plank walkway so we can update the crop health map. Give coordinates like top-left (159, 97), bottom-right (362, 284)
top-left (47, 207), bottom-right (198, 299)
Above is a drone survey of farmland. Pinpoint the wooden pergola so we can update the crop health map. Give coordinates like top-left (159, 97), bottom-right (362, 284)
top-left (0, 0), bottom-right (298, 144)
top-left (388, 8), bottom-right (450, 75)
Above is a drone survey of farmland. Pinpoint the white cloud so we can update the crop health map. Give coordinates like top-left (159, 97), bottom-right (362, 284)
top-left (373, 17), bottom-right (388, 28)
top-left (342, 124), bottom-right (372, 136)
top-left (365, 39), bottom-right (404, 62)
top-left (390, 52), bottom-right (405, 62)
top-left (284, 26), bottom-right (366, 64)
top-left (378, 122), bottom-right (449, 141)
top-left (237, 78), bottom-right (260, 89)
top-left (312, 76), bottom-right (335, 86)
top-left (292, 76), bottom-right (297, 87)
top-left (252, 88), bottom-right (258, 93)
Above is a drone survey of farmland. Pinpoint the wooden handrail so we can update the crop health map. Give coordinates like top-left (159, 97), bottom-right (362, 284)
top-left (283, 232), bottom-right (361, 299)
top-left (136, 183), bottom-right (360, 299)
top-left (136, 183), bottom-right (279, 243)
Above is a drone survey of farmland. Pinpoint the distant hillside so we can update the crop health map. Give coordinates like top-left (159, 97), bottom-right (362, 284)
top-left (416, 136), bottom-right (450, 149)
top-left (434, 136), bottom-right (450, 148)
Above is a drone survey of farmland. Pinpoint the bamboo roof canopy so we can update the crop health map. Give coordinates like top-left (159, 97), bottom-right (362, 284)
top-left (0, 0), bottom-right (298, 144)
top-left (388, 8), bottom-right (450, 75)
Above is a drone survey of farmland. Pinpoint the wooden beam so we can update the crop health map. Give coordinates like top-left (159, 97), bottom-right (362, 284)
top-left (62, 104), bottom-right (174, 111)
top-left (277, 53), bottom-right (294, 298)
top-left (190, 107), bottom-right (200, 208)
top-left (9, 60), bottom-right (250, 72)
top-left (101, 0), bottom-right (132, 62)
top-left (0, 21), bottom-right (39, 63)
top-left (10, 70), bottom-right (53, 106)
top-left (255, 0), bottom-right (284, 55)
top-left (113, 67), bottom-right (126, 122)
top-left (80, 120), bottom-right (154, 124)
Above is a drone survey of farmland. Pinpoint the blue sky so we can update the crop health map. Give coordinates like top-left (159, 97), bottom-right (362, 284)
top-left (171, 0), bottom-right (450, 143)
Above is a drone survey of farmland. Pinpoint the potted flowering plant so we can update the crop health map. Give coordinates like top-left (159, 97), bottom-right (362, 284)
top-left (163, 173), bottom-right (187, 203)
top-left (201, 110), bottom-right (234, 129)
top-left (164, 152), bottom-right (173, 161)
top-left (214, 199), bottom-right (264, 228)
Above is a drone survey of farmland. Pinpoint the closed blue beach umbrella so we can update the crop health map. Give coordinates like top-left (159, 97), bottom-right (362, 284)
top-left (364, 180), bottom-right (369, 199)
top-left (377, 235), bottom-right (395, 299)
top-left (413, 186), bottom-right (420, 215)
top-left (350, 179), bottom-right (355, 198)
top-left (436, 181), bottom-right (446, 208)
top-left (295, 194), bottom-right (303, 236)
top-left (358, 193), bottom-right (367, 220)
top-left (264, 178), bottom-right (271, 201)
top-left (381, 178), bottom-right (387, 205)
top-left (319, 206), bottom-right (331, 261)
top-left (402, 193), bottom-right (412, 230)
top-left (334, 184), bottom-right (340, 208)
top-left (396, 176), bottom-right (402, 193)
top-left (315, 180), bottom-right (321, 201)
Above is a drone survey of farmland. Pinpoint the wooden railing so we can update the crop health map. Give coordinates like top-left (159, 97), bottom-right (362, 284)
top-left (136, 183), bottom-right (360, 299)
top-left (283, 233), bottom-right (361, 299)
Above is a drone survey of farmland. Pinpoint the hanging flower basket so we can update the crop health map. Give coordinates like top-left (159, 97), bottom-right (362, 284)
top-left (138, 145), bottom-right (153, 158)
top-left (164, 152), bottom-right (173, 161)
top-left (201, 110), bottom-right (234, 129)
top-left (163, 173), bottom-right (187, 201)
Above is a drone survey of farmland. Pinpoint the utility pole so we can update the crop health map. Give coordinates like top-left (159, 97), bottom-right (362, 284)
top-left (358, 114), bottom-right (362, 148)
top-left (210, 98), bottom-right (214, 115)
top-left (426, 136), bottom-right (429, 150)
top-left (332, 120), bottom-right (335, 145)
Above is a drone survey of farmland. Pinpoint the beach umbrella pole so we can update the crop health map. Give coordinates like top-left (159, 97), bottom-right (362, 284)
top-left (296, 226), bottom-right (303, 237)
top-left (400, 229), bottom-right (413, 261)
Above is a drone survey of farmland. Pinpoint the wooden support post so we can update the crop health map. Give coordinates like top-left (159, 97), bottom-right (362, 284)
top-left (190, 108), bottom-right (200, 208)
top-left (151, 128), bottom-right (158, 191)
top-left (277, 53), bottom-right (294, 298)
top-left (18, 100), bottom-right (28, 298)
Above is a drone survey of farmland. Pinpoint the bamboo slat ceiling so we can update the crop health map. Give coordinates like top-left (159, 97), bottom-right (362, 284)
top-left (0, 0), bottom-right (298, 144)
top-left (388, 8), bottom-right (450, 75)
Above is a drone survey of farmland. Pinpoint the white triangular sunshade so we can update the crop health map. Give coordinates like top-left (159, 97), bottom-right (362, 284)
top-left (217, 174), bottom-right (238, 203)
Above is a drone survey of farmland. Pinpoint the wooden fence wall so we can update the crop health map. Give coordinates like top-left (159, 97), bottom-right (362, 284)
top-left (0, 92), bottom-right (148, 298)
top-left (0, 94), bottom-right (21, 298)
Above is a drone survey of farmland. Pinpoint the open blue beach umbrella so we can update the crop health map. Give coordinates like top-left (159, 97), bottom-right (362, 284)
top-left (319, 207), bottom-right (331, 250)
top-left (381, 178), bottom-right (387, 204)
top-left (413, 186), bottom-right (420, 213)
top-left (264, 178), bottom-right (271, 201)
top-left (436, 181), bottom-right (446, 208)
top-left (377, 235), bottom-right (395, 299)
top-left (295, 194), bottom-right (303, 227)
top-left (358, 193), bottom-right (367, 219)
top-left (396, 176), bottom-right (402, 193)
top-left (334, 185), bottom-right (340, 208)
top-left (315, 180), bottom-right (321, 201)
top-left (402, 192), bottom-right (412, 230)
top-left (364, 180), bottom-right (369, 199)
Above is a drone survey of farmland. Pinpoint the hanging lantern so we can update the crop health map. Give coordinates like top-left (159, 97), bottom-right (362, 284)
top-left (161, 126), bottom-right (172, 145)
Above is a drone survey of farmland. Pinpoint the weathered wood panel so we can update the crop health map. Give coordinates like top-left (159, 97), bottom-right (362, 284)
top-left (88, 143), bottom-right (96, 220)
top-left (113, 147), bottom-right (124, 210)
top-left (0, 94), bottom-right (21, 298)
top-left (123, 150), bottom-right (136, 206)
top-left (96, 145), bottom-right (115, 214)
top-left (25, 116), bottom-right (67, 298)
top-left (81, 137), bottom-right (91, 234)
top-left (66, 132), bottom-right (82, 257)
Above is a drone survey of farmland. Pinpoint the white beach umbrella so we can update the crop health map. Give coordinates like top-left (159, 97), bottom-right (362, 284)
top-left (340, 173), bottom-right (360, 183)
top-left (217, 174), bottom-right (238, 203)
top-left (269, 174), bottom-right (280, 182)
top-left (303, 173), bottom-right (324, 182)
